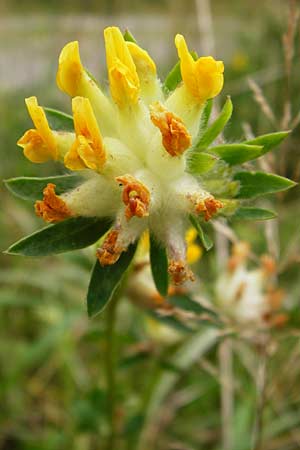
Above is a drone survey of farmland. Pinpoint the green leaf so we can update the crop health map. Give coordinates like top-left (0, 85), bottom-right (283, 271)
top-left (163, 51), bottom-right (198, 94)
top-left (189, 215), bottom-right (213, 251)
top-left (234, 171), bottom-right (296, 199)
top-left (231, 207), bottom-right (277, 221)
top-left (193, 96), bottom-right (233, 151)
top-left (44, 108), bottom-right (74, 131)
top-left (201, 99), bottom-right (213, 130)
top-left (4, 174), bottom-right (82, 201)
top-left (6, 217), bottom-right (112, 256)
top-left (123, 29), bottom-right (137, 43)
top-left (245, 131), bottom-right (290, 155)
top-left (187, 151), bottom-right (218, 175)
top-left (168, 294), bottom-right (218, 317)
top-left (87, 243), bottom-right (137, 317)
top-left (149, 234), bottom-right (169, 297)
top-left (211, 143), bottom-right (263, 165)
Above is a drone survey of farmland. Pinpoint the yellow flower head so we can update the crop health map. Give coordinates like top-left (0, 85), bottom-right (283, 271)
top-left (16, 26), bottom-right (228, 286)
top-left (104, 27), bottom-right (140, 107)
top-left (175, 34), bottom-right (224, 103)
top-left (17, 97), bottom-right (57, 163)
top-left (56, 41), bottom-right (84, 97)
top-left (64, 97), bottom-right (106, 171)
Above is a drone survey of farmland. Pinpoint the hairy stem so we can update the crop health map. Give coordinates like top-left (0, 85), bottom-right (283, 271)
top-left (105, 293), bottom-right (120, 450)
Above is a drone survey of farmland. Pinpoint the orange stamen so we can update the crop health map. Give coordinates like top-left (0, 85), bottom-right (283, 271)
top-left (168, 259), bottom-right (195, 285)
top-left (116, 174), bottom-right (150, 221)
top-left (150, 102), bottom-right (191, 156)
top-left (35, 183), bottom-right (72, 223)
top-left (97, 230), bottom-right (124, 266)
top-left (195, 196), bottom-right (223, 221)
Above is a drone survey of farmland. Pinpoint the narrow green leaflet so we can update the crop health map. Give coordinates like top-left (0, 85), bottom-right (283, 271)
top-left (231, 207), bottom-right (277, 221)
top-left (168, 294), bottom-right (218, 318)
top-left (149, 234), bottom-right (169, 297)
top-left (87, 243), bottom-right (137, 317)
top-left (123, 29), bottom-right (137, 43)
top-left (163, 61), bottom-right (181, 94)
top-left (244, 131), bottom-right (290, 155)
top-left (189, 215), bottom-right (213, 251)
top-left (44, 108), bottom-right (74, 131)
top-left (6, 217), bottom-right (112, 256)
top-left (193, 96), bottom-right (233, 151)
top-left (187, 152), bottom-right (218, 175)
top-left (234, 171), bottom-right (296, 199)
top-left (163, 51), bottom-right (198, 94)
top-left (200, 98), bottom-right (213, 130)
top-left (4, 174), bottom-right (82, 201)
top-left (211, 143), bottom-right (263, 165)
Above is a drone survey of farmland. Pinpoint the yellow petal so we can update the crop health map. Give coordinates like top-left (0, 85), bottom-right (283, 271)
top-left (64, 97), bottom-right (106, 172)
top-left (185, 227), bottom-right (197, 245)
top-left (126, 41), bottom-right (156, 76)
top-left (187, 243), bottom-right (202, 264)
top-left (56, 41), bottom-right (83, 96)
top-left (104, 27), bottom-right (140, 107)
top-left (175, 34), bottom-right (224, 103)
top-left (17, 96), bottom-right (57, 163)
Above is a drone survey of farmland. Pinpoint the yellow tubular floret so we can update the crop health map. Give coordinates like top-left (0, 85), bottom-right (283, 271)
top-left (64, 97), bottom-right (106, 172)
top-left (175, 34), bottom-right (224, 103)
top-left (17, 97), bottom-right (58, 163)
top-left (104, 26), bottom-right (140, 107)
top-left (56, 41), bottom-right (83, 96)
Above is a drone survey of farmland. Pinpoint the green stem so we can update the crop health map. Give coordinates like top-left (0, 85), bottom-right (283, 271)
top-left (105, 293), bottom-right (119, 450)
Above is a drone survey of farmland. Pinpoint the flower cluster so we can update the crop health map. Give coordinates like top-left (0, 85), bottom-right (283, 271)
top-left (216, 242), bottom-right (286, 328)
top-left (17, 27), bottom-right (225, 285)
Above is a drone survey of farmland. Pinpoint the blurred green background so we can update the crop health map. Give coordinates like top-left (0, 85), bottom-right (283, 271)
top-left (1, 1), bottom-right (300, 449)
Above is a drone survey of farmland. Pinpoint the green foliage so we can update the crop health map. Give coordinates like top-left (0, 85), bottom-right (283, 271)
top-left (4, 174), bottom-right (82, 201)
top-left (123, 29), bottom-right (137, 43)
top-left (149, 234), bottom-right (169, 297)
top-left (231, 207), bottom-right (277, 220)
top-left (44, 108), bottom-right (74, 131)
top-left (187, 152), bottom-right (218, 175)
top-left (87, 243), bottom-right (137, 317)
top-left (244, 131), bottom-right (290, 155)
top-left (234, 171), bottom-right (296, 199)
top-left (6, 217), bottom-right (112, 256)
top-left (189, 215), bottom-right (213, 251)
top-left (211, 143), bottom-right (263, 165)
top-left (193, 96), bottom-right (233, 151)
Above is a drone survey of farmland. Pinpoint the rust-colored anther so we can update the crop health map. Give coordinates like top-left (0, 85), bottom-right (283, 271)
top-left (35, 183), bottom-right (72, 223)
top-left (116, 174), bottom-right (150, 221)
top-left (168, 259), bottom-right (195, 285)
top-left (150, 102), bottom-right (191, 156)
top-left (96, 230), bottom-right (124, 266)
top-left (261, 255), bottom-right (276, 275)
top-left (227, 241), bottom-right (251, 272)
top-left (267, 287), bottom-right (285, 310)
top-left (195, 196), bottom-right (223, 221)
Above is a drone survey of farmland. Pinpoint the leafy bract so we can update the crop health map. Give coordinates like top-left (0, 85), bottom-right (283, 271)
top-left (150, 234), bottom-right (169, 297)
top-left (87, 243), bottom-right (137, 317)
top-left (6, 217), bottom-right (112, 256)
top-left (4, 174), bottom-right (82, 201)
top-left (231, 207), bottom-right (277, 221)
top-left (189, 215), bottom-right (213, 251)
top-left (244, 131), bottom-right (290, 155)
top-left (234, 171), bottom-right (296, 199)
top-left (211, 143), bottom-right (263, 165)
top-left (44, 108), bottom-right (74, 131)
top-left (187, 152), bottom-right (218, 175)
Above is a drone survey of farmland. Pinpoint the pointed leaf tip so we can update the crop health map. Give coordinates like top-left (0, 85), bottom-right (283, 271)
top-left (87, 242), bottom-right (137, 317)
